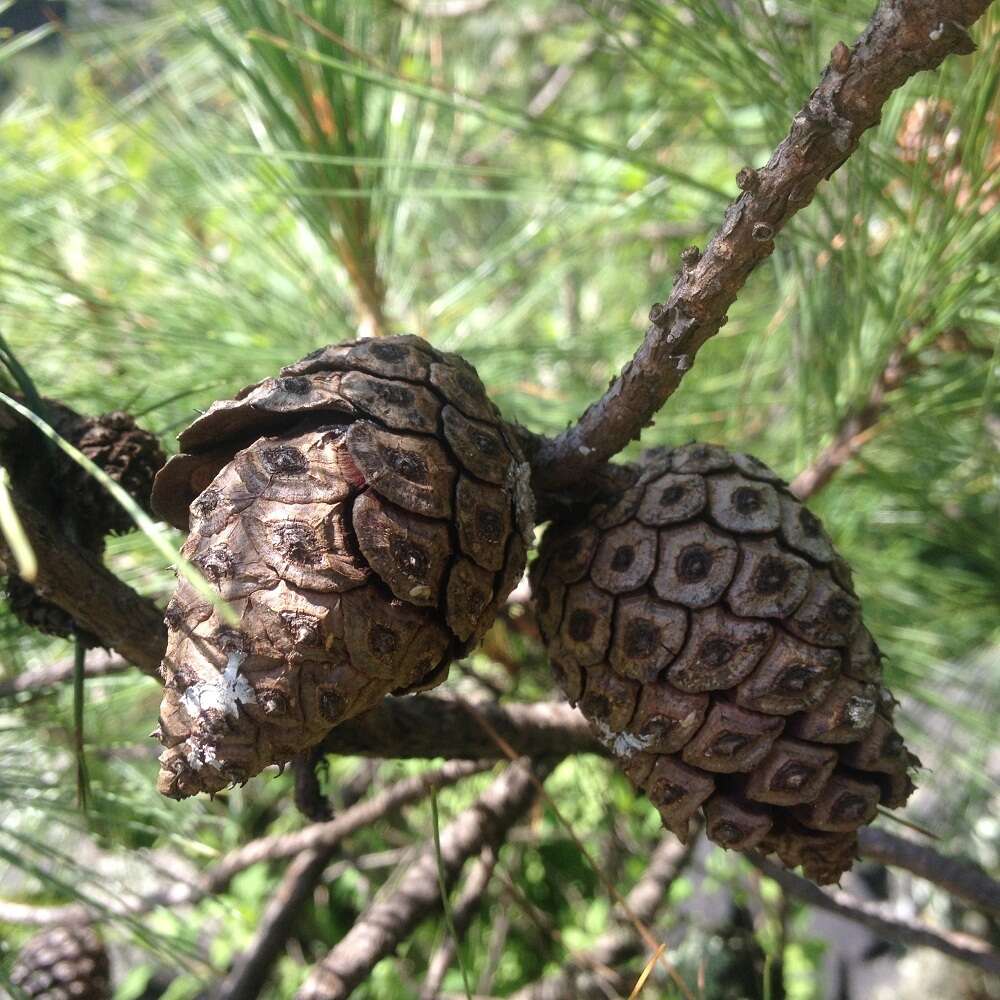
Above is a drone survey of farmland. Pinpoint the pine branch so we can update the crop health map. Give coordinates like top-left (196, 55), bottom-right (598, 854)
top-left (511, 833), bottom-right (695, 1000)
top-left (0, 649), bottom-right (128, 701)
top-left (217, 762), bottom-right (379, 1000)
top-left (0, 499), bottom-right (165, 676)
top-left (790, 336), bottom-right (912, 499)
top-left (790, 327), bottom-right (993, 499)
top-left (216, 850), bottom-right (333, 1000)
top-left (420, 845), bottom-right (499, 1000)
top-left (749, 855), bottom-right (1000, 975)
top-left (298, 757), bottom-right (555, 1000)
top-left (318, 697), bottom-right (604, 760)
top-left (857, 827), bottom-right (1000, 917)
top-left (531, 0), bottom-right (993, 492)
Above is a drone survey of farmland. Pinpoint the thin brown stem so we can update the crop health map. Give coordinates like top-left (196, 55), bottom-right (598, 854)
top-left (790, 337), bottom-right (912, 500)
top-left (420, 845), bottom-right (499, 999)
top-left (857, 827), bottom-right (1000, 917)
top-left (1, 761), bottom-right (488, 928)
top-left (217, 848), bottom-right (334, 1000)
top-left (0, 650), bottom-right (128, 701)
top-left (749, 854), bottom-right (1000, 975)
top-left (532, 0), bottom-right (992, 492)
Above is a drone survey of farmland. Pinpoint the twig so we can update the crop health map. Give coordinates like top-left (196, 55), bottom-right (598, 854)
top-left (789, 326), bottom-right (993, 499)
top-left (421, 845), bottom-right (499, 999)
top-left (298, 757), bottom-right (556, 1000)
top-left (511, 833), bottom-right (696, 1000)
top-left (531, 0), bottom-right (992, 491)
top-left (0, 650), bottom-right (128, 701)
top-left (790, 337), bottom-right (911, 499)
top-left (0, 761), bottom-right (489, 928)
top-left (749, 855), bottom-right (1000, 975)
top-left (0, 499), bottom-right (165, 676)
top-left (857, 827), bottom-right (1000, 917)
top-left (319, 697), bottom-right (605, 761)
top-left (216, 849), bottom-right (334, 1000)
top-left (454, 696), bottom-right (695, 1000)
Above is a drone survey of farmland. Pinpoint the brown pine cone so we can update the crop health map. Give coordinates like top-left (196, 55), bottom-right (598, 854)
top-left (6, 576), bottom-right (87, 643)
top-left (150, 336), bottom-right (533, 799)
top-left (10, 925), bottom-right (111, 1000)
top-left (0, 399), bottom-right (165, 641)
top-left (72, 410), bottom-right (166, 538)
top-left (531, 443), bottom-right (918, 885)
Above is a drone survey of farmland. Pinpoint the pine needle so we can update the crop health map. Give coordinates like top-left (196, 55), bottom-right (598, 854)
top-left (876, 807), bottom-right (942, 841)
top-left (72, 639), bottom-right (90, 813)
top-left (628, 944), bottom-right (664, 998)
top-left (0, 468), bottom-right (37, 583)
top-left (430, 788), bottom-right (474, 1000)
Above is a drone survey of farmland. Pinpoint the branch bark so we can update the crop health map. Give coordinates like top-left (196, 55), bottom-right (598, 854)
top-left (298, 757), bottom-right (555, 1000)
top-left (531, 0), bottom-right (992, 492)
top-left (1, 500), bottom-right (165, 677)
top-left (857, 827), bottom-right (1000, 917)
top-left (318, 697), bottom-right (604, 760)
top-left (749, 855), bottom-right (1000, 975)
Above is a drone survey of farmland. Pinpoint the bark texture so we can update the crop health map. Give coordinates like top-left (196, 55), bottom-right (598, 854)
top-left (532, 444), bottom-right (917, 883)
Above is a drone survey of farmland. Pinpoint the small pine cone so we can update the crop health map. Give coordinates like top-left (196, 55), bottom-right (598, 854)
top-left (10, 925), bottom-right (111, 1000)
top-left (1, 400), bottom-right (164, 640)
top-left (0, 399), bottom-right (164, 546)
top-left (5, 576), bottom-right (99, 647)
top-left (531, 442), bottom-right (918, 885)
top-left (150, 336), bottom-right (533, 798)
top-left (72, 410), bottom-right (166, 537)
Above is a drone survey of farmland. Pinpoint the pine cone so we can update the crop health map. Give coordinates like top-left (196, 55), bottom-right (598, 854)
top-left (72, 410), bottom-right (166, 538)
top-left (151, 336), bottom-right (533, 799)
top-left (531, 443), bottom-right (918, 884)
top-left (6, 576), bottom-right (87, 643)
top-left (1, 400), bottom-right (165, 641)
top-left (10, 925), bottom-right (111, 1000)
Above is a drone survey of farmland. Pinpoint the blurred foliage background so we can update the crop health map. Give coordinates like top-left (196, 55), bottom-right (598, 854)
top-left (0, 0), bottom-right (997, 997)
